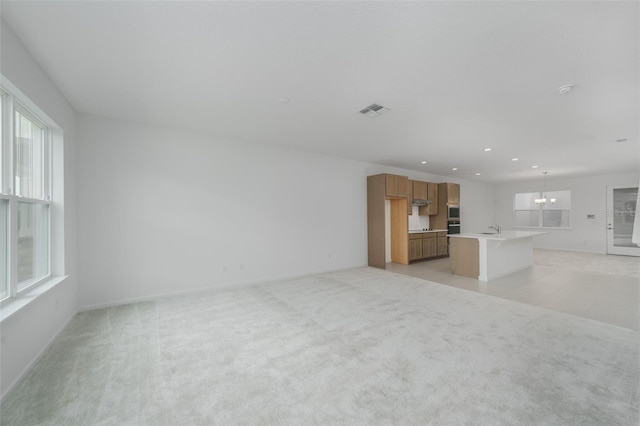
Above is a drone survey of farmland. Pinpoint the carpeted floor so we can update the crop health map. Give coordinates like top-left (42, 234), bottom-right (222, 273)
top-left (533, 249), bottom-right (640, 278)
top-left (1, 267), bottom-right (638, 425)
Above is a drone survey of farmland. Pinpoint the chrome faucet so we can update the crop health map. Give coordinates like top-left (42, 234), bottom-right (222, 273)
top-left (488, 225), bottom-right (501, 234)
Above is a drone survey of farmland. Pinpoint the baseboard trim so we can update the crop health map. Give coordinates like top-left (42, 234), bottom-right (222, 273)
top-left (79, 263), bottom-right (367, 312)
top-left (1, 309), bottom-right (78, 402)
top-left (534, 246), bottom-right (606, 255)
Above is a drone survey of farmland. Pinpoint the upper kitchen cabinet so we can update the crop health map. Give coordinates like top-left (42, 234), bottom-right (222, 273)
top-left (446, 183), bottom-right (460, 205)
top-left (414, 180), bottom-right (438, 216)
top-left (412, 180), bottom-right (428, 200)
top-left (430, 182), bottom-right (461, 230)
top-left (423, 182), bottom-right (439, 215)
top-left (407, 180), bottom-right (413, 215)
top-left (385, 174), bottom-right (409, 198)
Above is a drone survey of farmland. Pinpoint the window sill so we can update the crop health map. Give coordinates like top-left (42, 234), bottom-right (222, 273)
top-left (0, 275), bottom-right (69, 323)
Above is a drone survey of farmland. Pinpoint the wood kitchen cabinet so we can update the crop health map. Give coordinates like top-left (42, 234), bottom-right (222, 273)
top-left (414, 180), bottom-right (438, 216)
top-left (446, 183), bottom-right (460, 205)
top-left (385, 174), bottom-right (409, 198)
top-left (429, 182), bottom-right (461, 231)
top-left (368, 174), bottom-right (410, 268)
top-left (450, 237), bottom-right (479, 278)
top-left (437, 232), bottom-right (448, 256)
top-left (412, 180), bottom-right (428, 200)
top-left (385, 174), bottom-right (411, 214)
top-left (409, 234), bottom-right (423, 260)
top-left (423, 182), bottom-right (439, 215)
top-left (407, 179), bottom-right (413, 215)
top-left (422, 233), bottom-right (437, 258)
top-left (407, 232), bottom-right (447, 262)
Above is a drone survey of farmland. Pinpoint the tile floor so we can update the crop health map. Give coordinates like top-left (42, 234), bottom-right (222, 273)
top-left (386, 248), bottom-right (640, 331)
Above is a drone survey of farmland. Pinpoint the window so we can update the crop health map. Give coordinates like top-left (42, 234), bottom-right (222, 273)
top-left (0, 199), bottom-right (7, 300)
top-left (15, 108), bottom-right (47, 199)
top-left (514, 190), bottom-right (571, 229)
top-left (1, 84), bottom-right (52, 304)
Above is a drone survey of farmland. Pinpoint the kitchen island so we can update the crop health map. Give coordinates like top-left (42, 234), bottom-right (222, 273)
top-left (448, 231), bottom-right (546, 281)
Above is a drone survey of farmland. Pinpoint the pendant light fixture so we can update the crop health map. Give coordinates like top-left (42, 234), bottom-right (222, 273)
top-left (534, 172), bottom-right (556, 205)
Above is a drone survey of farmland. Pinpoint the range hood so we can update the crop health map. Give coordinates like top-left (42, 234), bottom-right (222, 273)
top-left (412, 199), bottom-right (432, 206)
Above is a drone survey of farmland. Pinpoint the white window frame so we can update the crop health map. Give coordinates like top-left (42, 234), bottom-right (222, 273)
top-left (513, 190), bottom-right (572, 229)
top-left (0, 83), bottom-right (53, 305)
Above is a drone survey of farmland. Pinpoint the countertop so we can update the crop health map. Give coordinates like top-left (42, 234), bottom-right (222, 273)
top-left (448, 231), bottom-right (546, 241)
top-left (408, 229), bottom-right (448, 234)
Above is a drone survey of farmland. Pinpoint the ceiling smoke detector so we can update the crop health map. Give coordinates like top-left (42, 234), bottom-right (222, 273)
top-left (359, 103), bottom-right (390, 118)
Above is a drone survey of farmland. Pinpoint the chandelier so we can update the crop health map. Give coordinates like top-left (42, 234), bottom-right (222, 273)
top-left (534, 172), bottom-right (556, 205)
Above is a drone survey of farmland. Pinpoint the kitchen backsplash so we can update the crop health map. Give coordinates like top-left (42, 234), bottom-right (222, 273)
top-left (408, 206), bottom-right (430, 230)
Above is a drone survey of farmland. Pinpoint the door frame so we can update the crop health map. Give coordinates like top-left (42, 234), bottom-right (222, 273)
top-left (606, 184), bottom-right (640, 256)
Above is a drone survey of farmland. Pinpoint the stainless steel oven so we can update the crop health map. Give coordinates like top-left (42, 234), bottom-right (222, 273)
top-left (447, 221), bottom-right (461, 235)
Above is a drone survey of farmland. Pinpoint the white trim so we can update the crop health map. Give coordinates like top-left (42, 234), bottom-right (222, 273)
top-left (0, 74), bottom-right (60, 303)
top-left (0, 275), bottom-right (68, 322)
top-left (1, 90), bottom-right (13, 195)
top-left (606, 184), bottom-right (640, 256)
top-left (0, 195), bottom-right (50, 205)
top-left (0, 77), bottom-right (59, 132)
top-left (0, 303), bottom-right (76, 402)
top-left (8, 186), bottom-right (17, 299)
top-left (513, 190), bottom-right (572, 229)
top-left (0, 199), bottom-right (6, 300)
top-left (79, 264), bottom-right (364, 312)
top-left (533, 246), bottom-right (607, 255)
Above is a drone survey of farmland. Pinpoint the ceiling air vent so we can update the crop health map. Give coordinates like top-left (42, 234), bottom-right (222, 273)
top-left (359, 103), bottom-right (390, 118)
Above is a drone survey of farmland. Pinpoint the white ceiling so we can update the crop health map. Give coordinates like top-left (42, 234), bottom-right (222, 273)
top-left (1, 1), bottom-right (638, 183)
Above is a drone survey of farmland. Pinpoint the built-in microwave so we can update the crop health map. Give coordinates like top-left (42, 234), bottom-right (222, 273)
top-left (448, 205), bottom-right (460, 221)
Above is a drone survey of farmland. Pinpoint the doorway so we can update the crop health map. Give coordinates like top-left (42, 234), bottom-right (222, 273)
top-left (606, 185), bottom-right (640, 256)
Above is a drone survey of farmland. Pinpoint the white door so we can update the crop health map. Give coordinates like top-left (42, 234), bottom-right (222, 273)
top-left (606, 185), bottom-right (640, 256)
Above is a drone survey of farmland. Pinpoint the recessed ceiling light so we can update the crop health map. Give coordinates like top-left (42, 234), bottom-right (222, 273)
top-left (421, 161), bottom-right (427, 164)
top-left (512, 158), bottom-right (519, 161)
top-left (452, 167), bottom-right (458, 171)
top-left (277, 97), bottom-right (290, 104)
top-left (483, 148), bottom-right (492, 152)
top-left (532, 165), bottom-right (539, 169)
top-left (557, 84), bottom-right (574, 94)
top-left (475, 172), bottom-right (481, 176)
top-left (615, 138), bottom-right (628, 143)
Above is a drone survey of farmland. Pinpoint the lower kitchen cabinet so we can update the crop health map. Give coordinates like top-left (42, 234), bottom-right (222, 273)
top-left (409, 232), bottom-right (448, 262)
top-left (437, 232), bottom-right (448, 256)
top-left (422, 234), bottom-right (437, 257)
top-left (409, 234), bottom-right (423, 260)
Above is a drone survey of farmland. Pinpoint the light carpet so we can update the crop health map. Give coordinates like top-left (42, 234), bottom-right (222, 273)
top-left (1, 267), bottom-right (638, 425)
top-left (533, 249), bottom-right (640, 278)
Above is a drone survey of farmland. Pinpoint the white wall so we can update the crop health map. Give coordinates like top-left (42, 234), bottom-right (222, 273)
top-left (494, 171), bottom-right (640, 253)
top-left (77, 115), bottom-right (496, 308)
top-left (77, 115), bottom-right (369, 307)
top-left (0, 20), bottom-right (79, 399)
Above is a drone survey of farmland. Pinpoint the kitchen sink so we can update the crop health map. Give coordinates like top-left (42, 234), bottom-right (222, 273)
top-left (480, 232), bottom-right (498, 235)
